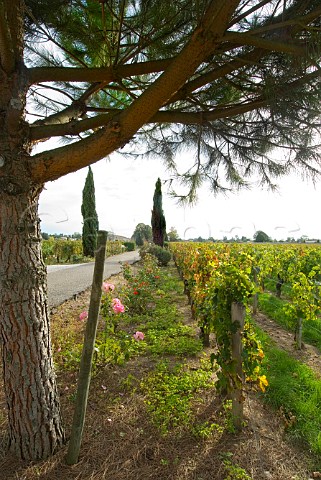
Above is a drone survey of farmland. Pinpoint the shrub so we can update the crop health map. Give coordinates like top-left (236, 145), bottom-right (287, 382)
top-left (121, 254), bottom-right (161, 315)
top-left (106, 240), bottom-right (124, 256)
top-left (71, 254), bottom-right (83, 264)
top-left (42, 237), bottom-right (55, 262)
top-left (140, 244), bottom-right (171, 266)
top-left (123, 241), bottom-right (136, 251)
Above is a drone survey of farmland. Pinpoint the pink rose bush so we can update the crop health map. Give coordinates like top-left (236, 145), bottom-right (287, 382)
top-left (100, 281), bottom-right (126, 337)
top-left (121, 254), bottom-right (161, 315)
top-left (133, 331), bottom-right (145, 341)
top-left (112, 298), bottom-right (125, 314)
top-left (102, 282), bottom-right (115, 293)
top-left (79, 311), bottom-right (88, 321)
top-left (97, 274), bottom-right (150, 368)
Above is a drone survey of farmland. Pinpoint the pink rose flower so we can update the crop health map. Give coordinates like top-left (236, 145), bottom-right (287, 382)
top-left (112, 299), bottom-right (125, 313)
top-left (133, 331), bottom-right (145, 341)
top-left (102, 282), bottom-right (115, 293)
top-left (79, 311), bottom-right (88, 321)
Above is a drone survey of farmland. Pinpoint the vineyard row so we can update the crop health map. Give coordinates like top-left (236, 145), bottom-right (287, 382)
top-left (169, 242), bottom-right (321, 427)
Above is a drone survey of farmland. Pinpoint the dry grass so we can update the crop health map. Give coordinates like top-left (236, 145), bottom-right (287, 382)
top-left (0, 266), bottom-right (318, 480)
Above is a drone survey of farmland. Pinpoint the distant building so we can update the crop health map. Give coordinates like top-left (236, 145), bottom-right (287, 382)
top-left (108, 233), bottom-right (131, 242)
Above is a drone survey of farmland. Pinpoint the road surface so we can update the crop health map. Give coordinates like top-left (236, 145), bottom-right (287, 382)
top-left (47, 251), bottom-right (140, 307)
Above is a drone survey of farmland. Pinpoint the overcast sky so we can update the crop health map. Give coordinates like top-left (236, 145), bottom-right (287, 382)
top-left (37, 142), bottom-right (321, 241)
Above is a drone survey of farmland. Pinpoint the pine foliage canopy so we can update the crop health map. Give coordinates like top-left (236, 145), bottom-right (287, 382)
top-left (24, 0), bottom-right (321, 200)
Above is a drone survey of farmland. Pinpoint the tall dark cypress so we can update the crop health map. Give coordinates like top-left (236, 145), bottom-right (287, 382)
top-left (151, 178), bottom-right (166, 247)
top-left (81, 166), bottom-right (99, 257)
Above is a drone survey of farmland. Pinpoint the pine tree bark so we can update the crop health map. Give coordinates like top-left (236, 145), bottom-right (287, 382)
top-left (0, 24), bottom-right (65, 457)
top-left (0, 186), bottom-right (65, 459)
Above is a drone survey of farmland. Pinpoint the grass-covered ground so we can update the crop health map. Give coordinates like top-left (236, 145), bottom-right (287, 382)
top-left (258, 290), bottom-right (321, 350)
top-left (0, 257), bottom-right (319, 479)
top-left (255, 324), bottom-right (321, 456)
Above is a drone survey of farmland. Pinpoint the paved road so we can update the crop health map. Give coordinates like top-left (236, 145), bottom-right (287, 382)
top-left (47, 251), bottom-right (140, 307)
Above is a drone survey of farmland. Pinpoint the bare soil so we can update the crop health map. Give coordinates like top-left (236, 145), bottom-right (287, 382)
top-left (0, 265), bottom-right (319, 480)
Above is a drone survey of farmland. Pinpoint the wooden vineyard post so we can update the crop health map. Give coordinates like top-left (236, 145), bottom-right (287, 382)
top-left (66, 230), bottom-right (108, 465)
top-left (231, 302), bottom-right (245, 431)
top-left (295, 317), bottom-right (303, 350)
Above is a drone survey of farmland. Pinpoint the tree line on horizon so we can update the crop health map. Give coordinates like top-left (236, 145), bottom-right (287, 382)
top-left (43, 171), bottom-right (320, 247)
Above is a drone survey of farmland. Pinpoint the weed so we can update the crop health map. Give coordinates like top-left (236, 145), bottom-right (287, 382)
top-left (222, 399), bottom-right (236, 434)
top-left (191, 421), bottom-right (224, 439)
top-left (95, 331), bottom-right (146, 366)
top-left (119, 373), bottom-right (139, 391)
top-left (147, 324), bottom-right (203, 356)
top-left (140, 361), bottom-right (215, 434)
top-left (223, 458), bottom-right (252, 480)
top-left (59, 342), bottom-right (83, 370)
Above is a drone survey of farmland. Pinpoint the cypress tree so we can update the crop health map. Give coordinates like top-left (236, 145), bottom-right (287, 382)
top-left (81, 166), bottom-right (99, 257)
top-left (151, 178), bottom-right (166, 247)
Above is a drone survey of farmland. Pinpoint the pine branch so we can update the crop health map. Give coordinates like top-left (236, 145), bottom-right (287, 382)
top-left (29, 65), bottom-right (321, 141)
top-left (167, 13), bottom-right (321, 108)
top-left (228, 0), bottom-right (271, 28)
top-left (29, 98), bottom-right (265, 142)
top-left (25, 4), bottom-right (88, 67)
top-left (231, 3), bottom-right (321, 38)
top-left (27, 1), bottom-right (321, 137)
top-left (28, 58), bottom-right (172, 84)
top-left (29, 112), bottom-right (115, 140)
top-left (37, 83), bottom-right (75, 102)
top-left (223, 31), bottom-right (306, 55)
top-left (114, 0), bottom-right (125, 65)
top-left (31, 50), bottom-right (264, 140)
top-left (166, 48), bottom-right (266, 106)
top-left (29, 0), bottom-right (241, 183)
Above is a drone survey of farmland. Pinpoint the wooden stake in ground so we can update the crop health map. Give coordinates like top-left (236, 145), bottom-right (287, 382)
top-left (66, 230), bottom-right (108, 465)
top-left (295, 317), bottom-right (303, 350)
top-left (231, 302), bottom-right (245, 431)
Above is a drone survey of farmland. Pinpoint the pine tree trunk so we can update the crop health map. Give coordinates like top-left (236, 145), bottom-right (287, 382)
top-left (0, 11), bottom-right (65, 459)
top-left (0, 187), bottom-right (65, 460)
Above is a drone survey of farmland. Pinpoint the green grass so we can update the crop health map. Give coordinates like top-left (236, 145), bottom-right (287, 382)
top-left (258, 293), bottom-right (292, 329)
top-left (263, 277), bottom-right (292, 297)
top-left (255, 325), bottom-right (321, 458)
top-left (258, 292), bottom-right (321, 350)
